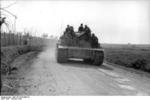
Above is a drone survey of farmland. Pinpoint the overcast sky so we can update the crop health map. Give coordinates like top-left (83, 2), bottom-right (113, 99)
top-left (1, 0), bottom-right (150, 44)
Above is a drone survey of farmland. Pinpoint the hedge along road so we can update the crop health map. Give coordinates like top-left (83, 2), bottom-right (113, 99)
top-left (1, 43), bottom-right (150, 95)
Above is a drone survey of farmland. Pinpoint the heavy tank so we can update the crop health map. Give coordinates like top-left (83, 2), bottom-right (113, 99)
top-left (56, 25), bottom-right (104, 66)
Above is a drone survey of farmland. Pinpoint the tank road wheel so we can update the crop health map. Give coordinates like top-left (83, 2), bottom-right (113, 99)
top-left (57, 48), bottom-right (68, 63)
top-left (83, 59), bottom-right (93, 64)
top-left (93, 51), bottom-right (104, 66)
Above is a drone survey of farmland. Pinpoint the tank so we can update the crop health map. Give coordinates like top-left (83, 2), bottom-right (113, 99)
top-left (56, 25), bottom-right (104, 66)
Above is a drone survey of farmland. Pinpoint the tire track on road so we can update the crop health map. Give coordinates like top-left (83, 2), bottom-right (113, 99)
top-left (99, 63), bottom-right (149, 95)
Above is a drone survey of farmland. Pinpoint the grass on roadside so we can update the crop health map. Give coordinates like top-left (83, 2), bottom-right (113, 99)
top-left (102, 44), bottom-right (150, 73)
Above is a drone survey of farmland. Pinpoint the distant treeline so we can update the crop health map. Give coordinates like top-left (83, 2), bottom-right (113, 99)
top-left (1, 32), bottom-right (48, 47)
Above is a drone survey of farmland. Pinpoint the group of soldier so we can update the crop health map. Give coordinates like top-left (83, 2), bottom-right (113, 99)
top-left (64, 23), bottom-right (100, 48)
top-left (64, 25), bottom-right (75, 37)
top-left (64, 23), bottom-right (91, 35)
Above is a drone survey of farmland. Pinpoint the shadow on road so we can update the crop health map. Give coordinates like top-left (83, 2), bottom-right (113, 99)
top-left (59, 59), bottom-right (113, 71)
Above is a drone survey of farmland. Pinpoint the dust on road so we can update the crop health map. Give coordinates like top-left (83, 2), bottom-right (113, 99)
top-left (2, 46), bottom-right (150, 95)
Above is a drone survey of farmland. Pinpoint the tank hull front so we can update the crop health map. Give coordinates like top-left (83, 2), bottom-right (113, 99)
top-left (56, 45), bottom-right (104, 66)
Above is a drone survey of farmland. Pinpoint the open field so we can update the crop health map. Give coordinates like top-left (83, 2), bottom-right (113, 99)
top-left (102, 44), bottom-right (150, 73)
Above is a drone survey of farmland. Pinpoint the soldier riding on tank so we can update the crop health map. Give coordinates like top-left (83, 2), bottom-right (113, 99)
top-left (91, 33), bottom-right (99, 48)
top-left (83, 25), bottom-right (91, 41)
top-left (78, 23), bottom-right (84, 32)
top-left (57, 23), bottom-right (104, 65)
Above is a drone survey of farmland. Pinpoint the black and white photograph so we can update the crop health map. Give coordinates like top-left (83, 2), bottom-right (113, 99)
top-left (0, 0), bottom-right (150, 98)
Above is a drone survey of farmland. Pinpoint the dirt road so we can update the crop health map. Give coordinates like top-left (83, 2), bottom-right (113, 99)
top-left (2, 47), bottom-right (150, 95)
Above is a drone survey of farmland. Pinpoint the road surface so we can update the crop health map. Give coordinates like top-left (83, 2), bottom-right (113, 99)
top-left (2, 46), bottom-right (150, 96)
